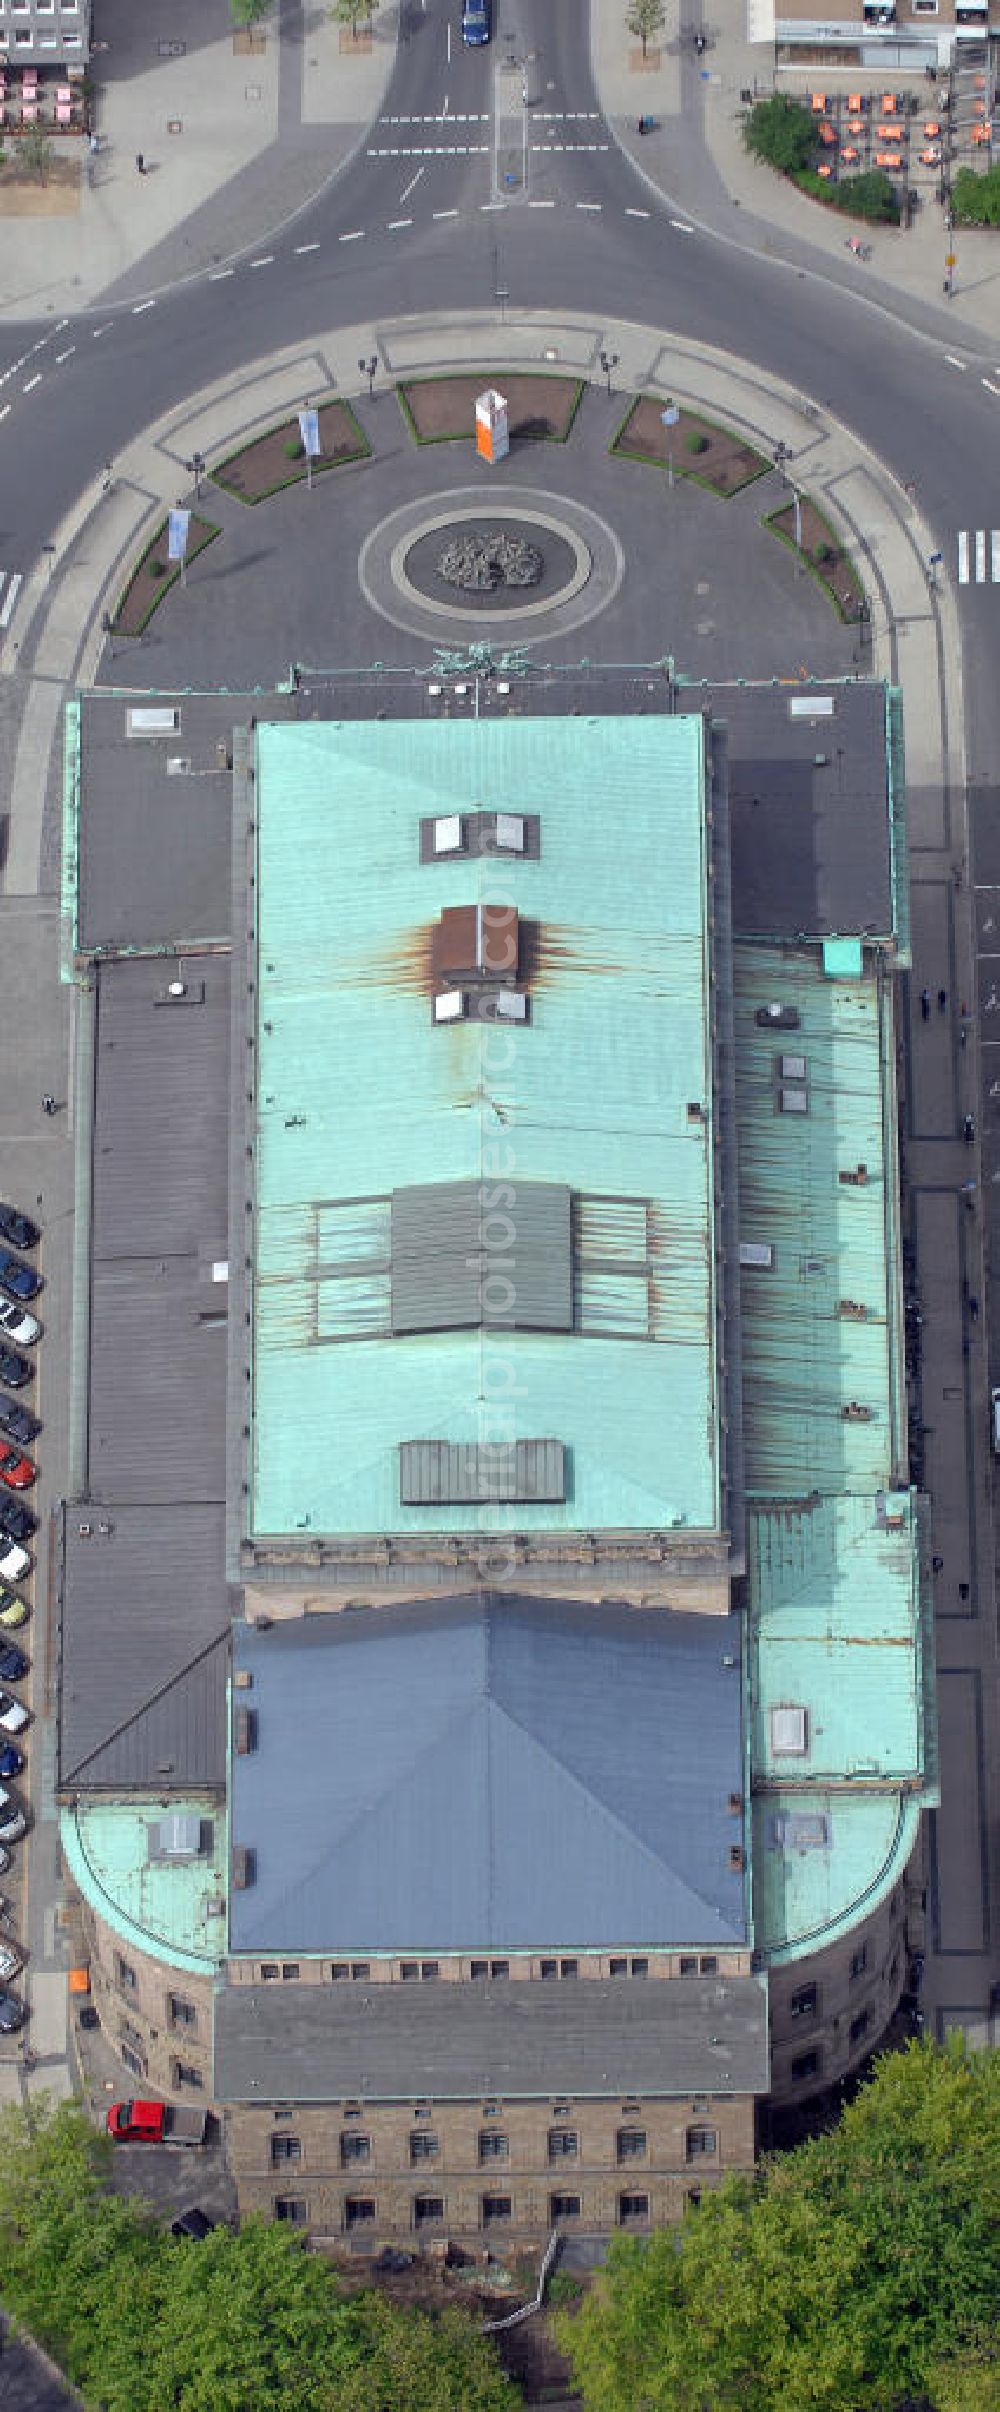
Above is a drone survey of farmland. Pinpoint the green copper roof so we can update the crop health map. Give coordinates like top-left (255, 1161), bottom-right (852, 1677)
top-left (250, 716), bottom-right (720, 1541)
top-left (733, 942), bottom-right (905, 1498)
top-left (61, 1799), bottom-right (227, 1975)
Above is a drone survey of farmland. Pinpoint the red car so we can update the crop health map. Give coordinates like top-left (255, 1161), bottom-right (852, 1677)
top-left (0, 1447), bottom-right (34, 1492)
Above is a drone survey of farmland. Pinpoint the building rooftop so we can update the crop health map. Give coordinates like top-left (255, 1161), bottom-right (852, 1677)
top-left (59, 1509), bottom-right (229, 1790)
top-left (61, 1797), bottom-right (227, 1974)
top-left (707, 679), bottom-right (905, 949)
top-left (247, 714), bottom-right (722, 1546)
top-left (732, 940), bottom-right (906, 1498)
top-left (214, 1967), bottom-right (770, 2104)
top-left (228, 1595), bottom-right (747, 1956)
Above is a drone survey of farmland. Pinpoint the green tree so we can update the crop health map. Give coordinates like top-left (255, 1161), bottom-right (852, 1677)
top-left (742, 93), bottom-right (816, 174)
top-left (627, 0), bottom-right (666, 59)
top-left (558, 2040), bottom-right (1000, 2412)
top-left (329, 0), bottom-right (376, 36)
top-left (230, 0), bottom-right (273, 27)
top-left (952, 164), bottom-right (1000, 227)
top-left (18, 123), bottom-right (54, 184)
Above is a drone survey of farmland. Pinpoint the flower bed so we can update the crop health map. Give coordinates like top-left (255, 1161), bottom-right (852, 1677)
top-left (764, 496), bottom-right (866, 621)
top-left (397, 372), bottom-right (584, 445)
top-left (114, 514), bottom-right (220, 636)
top-left (211, 399), bottom-right (370, 503)
top-left (611, 398), bottom-right (768, 495)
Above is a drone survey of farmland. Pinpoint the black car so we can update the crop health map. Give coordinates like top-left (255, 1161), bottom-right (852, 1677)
top-left (0, 1207), bottom-right (38, 1253)
top-left (0, 1251), bottom-right (41, 1304)
top-left (0, 1989), bottom-right (24, 2032)
top-left (170, 2208), bottom-right (217, 2241)
top-left (0, 1645), bottom-right (28, 1684)
top-left (0, 1396), bottom-right (40, 1447)
top-left (0, 1350), bottom-right (31, 1392)
top-left (0, 1501), bottom-right (35, 1544)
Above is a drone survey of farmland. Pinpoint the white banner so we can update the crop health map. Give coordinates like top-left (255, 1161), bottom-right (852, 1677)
top-left (298, 408), bottom-right (321, 459)
top-left (167, 508), bottom-right (191, 562)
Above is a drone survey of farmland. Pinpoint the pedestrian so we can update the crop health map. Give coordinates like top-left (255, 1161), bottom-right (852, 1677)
top-left (964, 1112), bottom-right (976, 1144)
top-left (969, 1295), bottom-right (979, 1322)
top-left (938, 987), bottom-right (947, 1011)
top-left (88, 129), bottom-right (99, 156)
top-left (135, 152), bottom-right (146, 175)
top-left (931, 1554), bottom-right (944, 1573)
top-left (637, 114), bottom-right (647, 135)
top-left (920, 987), bottom-right (931, 1020)
top-left (41, 1095), bottom-right (56, 1117)
top-left (102, 460), bottom-right (113, 495)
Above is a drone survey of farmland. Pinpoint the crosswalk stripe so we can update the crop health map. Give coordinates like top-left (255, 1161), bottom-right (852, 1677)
top-left (976, 529), bottom-right (987, 582)
top-left (993, 532), bottom-right (1000, 583)
top-left (958, 531), bottom-right (970, 583)
top-left (0, 572), bottom-right (23, 630)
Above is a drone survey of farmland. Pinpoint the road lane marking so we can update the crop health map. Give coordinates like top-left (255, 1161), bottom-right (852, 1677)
top-left (529, 198), bottom-right (555, 207)
top-left (209, 268), bottom-right (235, 280)
top-left (55, 347), bottom-right (75, 363)
top-left (576, 200), bottom-right (602, 210)
top-left (626, 206), bottom-right (650, 217)
top-left (945, 354), bottom-right (966, 369)
top-left (294, 241), bottom-right (320, 253)
top-left (0, 574), bottom-right (23, 629)
top-left (0, 406), bottom-right (9, 424)
top-left (958, 531), bottom-right (970, 583)
top-left (339, 229), bottom-right (364, 241)
top-left (993, 531), bottom-right (1000, 582)
top-left (480, 199), bottom-right (506, 209)
top-left (399, 166), bottom-right (425, 202)
top-left (92, 324), bottom-right (112, 337)
top-left (22, 375), bottom-right (41, 392)
top-left (249, 254), bottom-right (274, 267)
top-left (433, 207), bottom-right (459, 218)
top-left (976, 529), bottom-right (987, 582)
top-left (386, 217), bottom-right (413, 229)
top-left (132, 299), bottom-right (156, 313)
top-left (983, 378), bottom-right (1000, 397)
top-left (670, 218), bottom-right (695, 232)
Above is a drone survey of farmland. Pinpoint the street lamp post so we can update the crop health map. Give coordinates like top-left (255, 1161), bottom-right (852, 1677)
top-left (774, 440), bottom-right (792, 487)
top-left (358, 354), bottom-right (377, 401)
top-left (599, 349), bottom-right (619, 399)
top-left (100, 608), bottom-right (115, 661)
top-left (185, 450), bottom-right (206, 500)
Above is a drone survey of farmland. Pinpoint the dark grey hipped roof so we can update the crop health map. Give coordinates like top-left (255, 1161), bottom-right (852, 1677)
top-left (229, 1595), bottom-right (746, 1955)
top-left (59, 1507), bottom-right (229, 1789)
top-left (716, 680), bottom-right (893, 940)
top-left (214, 1968), bottom-right (769, 2103)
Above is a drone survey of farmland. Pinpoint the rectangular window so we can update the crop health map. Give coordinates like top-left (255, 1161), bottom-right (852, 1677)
top-left (490, 1959), bottom-right (509, 1979)
top-left (686, 2128), bottom-right (717, 2160)
top-left (630, 1956), bottom-right (649, 1977)
top-left (261, 1963), bottom-right (279, 1981)
top-left (400, 1961), bottom-right (419, 1981)
top-left (560, 1958), bottom-right (578, 1979)
top-left (618, 2193), bottom-right (649, 2224)
top-left (790, 1983), bottom-right (818, 2019)
top-left (550, 2194), bottom-right (581, 2221)
top-left (414, 2195), bottom-right (445, 2226)
top-left (850, 1945), bottom-right (868, 1981)
top-left (479, 2132), bottom-right (509, 2163)
top-left (271, 2135), bottom-right (302, 2166)
top-left (168, 1994), bottom-right (197, 2031)
top-left (609, 1956), bottom-right (627, 1977)
top-left (115, 1954), bottom-right (137, 1992)
top-left (120, 2043), bottom-right (146, 2079)
top-left (409, 2133), bottom-right (439, 2163)
top-left (341, 2132), bottom-right (372, 2166)
top-left (344, 2198), bottom-right (376, 2231)
top-left (351, 1963), bottom-right (370, 1981)
top-left (678, 1956), bottom-right (697, 1975)
top-left (421, 1961), bottom-right (439, 1980)
top-left (471, 1960), bottom-right (488, 1979)
top-left (281, 1964), bottom-right (299, 1982)
top-left (482, 2196), bottom-right (511, 2226)
top-left (849, 2010), bottom-right (870, 2046)
top-left (616, 2128), bottom-right (647, 2162)
top-left (330, 1963), bottom-right (349, 1980)
top-left (540, 1958), bottom-right (558, 1979)
top-left (791, 2049), bottom-right (821, 2082)
top-left (548, 2129), bottom-right (578, 2161)
top-left (699, 1956), bottom-right (718, 1976)
top-left (172, 2062), bottom-right (203, 2091)
top-left (274, 2198), bottom-right (307, 2224)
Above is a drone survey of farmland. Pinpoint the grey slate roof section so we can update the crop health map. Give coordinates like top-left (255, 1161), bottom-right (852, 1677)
top-left (229, 1594), bottom-right (746, 1953)
top-left (59, 1506), bottom-right (229, 1789)
top-left (390, 1182), bottom-right (572, 1333)
top-left (399, 1439), bottom-right (566, 1505)
top-left (215, 1969), bottom-right (769, 2103)
top-left (76, 692), bottom-right (250, 956)
top-left (710, 681), bottom-right (892, 942)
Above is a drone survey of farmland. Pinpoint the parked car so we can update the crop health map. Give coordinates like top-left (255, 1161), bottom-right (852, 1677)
top-left (0, 1941), bottom-right (22, 1982)
top-left (0, 1645), bottom-right (28, 1683)
top-left (107, 2102), bottom-right (209, 2147)
top-left (0, 1989), bottom-right (24, 2031)
top-left (0, 1844), bottom-right (9, 1873)
top-left (0, 1397), bottom-right (40, 1447)
top-left (461, 0), bottom-right (489, 38)
top-left (0, 1804), bottom-right (28, 1844)
top-left (0, 1502), bottom-right (36, 1544)
top-left (0, 1589), bottom-right (28, 1630)
top-left (0, 1251), bottom-right (41, 1304)
top-left (0, 1208), bottom-right (38, 1253)
top-left (0, 1746), bottom-right (24, 1781)
top-left (0, 1447), bottom-right (34, 1492)
top-left (0, 1544), bottom-right (30, 1585)
top-left (0, 1300), bottom-right (39, 1349)
top-left (0, 1693), bottom-right (29, 1734)
top-left (0, 1350), bottom-right (31, 1392)
top-left (170, 2207), bottom-right (217, 2241)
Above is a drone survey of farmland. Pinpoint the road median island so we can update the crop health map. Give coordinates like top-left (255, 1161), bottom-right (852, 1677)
top-left (764, 496), bottom-right (866, 622)
top-left (611, 396), bottom-right (768, 496)
top-left (211, 399), bottom-right (370, 504)
top-left (396, 372), bottom-right (585, 446)
top-left (113, 514), bottom-right (220, 637)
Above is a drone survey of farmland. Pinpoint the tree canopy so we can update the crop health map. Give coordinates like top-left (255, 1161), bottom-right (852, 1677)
top-left (0, 2098), bottom-right (514, 2412)
top-left (952, 165), bottom-right (1000, 227)
top-left (557, 2038), bottom-right (1000, 2412)
top-left (742, 95), bottom-right (816, 175)
top-left (626, 0), bottom-right (666, 60)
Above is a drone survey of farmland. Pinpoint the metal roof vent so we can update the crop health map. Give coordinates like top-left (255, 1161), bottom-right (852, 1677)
top-left (166, 757), bottom-right (193, 777)
top-left (432, 814), bottom-right (464, 856)
top-left (433, 990), bottom-right (467, 1024)
top-left (770, 1704), bottom-right (809, 1756)
top-left (495, 812), bottom-right (525, 852)
top-left (780, 1087), bottom-right (809, 1115)
top-left (232, 1845), bottom-right (255, 1890)
top-left (148, 1813), bottom-right (208, 1863)
top-left (772, 1812), bottom-right (831, 1851)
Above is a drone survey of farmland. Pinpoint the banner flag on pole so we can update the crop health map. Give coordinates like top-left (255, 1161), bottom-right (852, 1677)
top-left (298, 409), bottom-right (321, 459)
top-left (167, 509), bottom-right (191, 562)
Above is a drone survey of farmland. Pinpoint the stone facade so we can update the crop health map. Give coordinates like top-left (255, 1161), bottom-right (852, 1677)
top-left (769, 1873), bottom-right (915, 2105)
top-left (81, 1901), bottom-right (215, 2102)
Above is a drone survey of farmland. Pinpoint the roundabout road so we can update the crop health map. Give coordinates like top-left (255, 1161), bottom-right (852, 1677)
top-left (0, 0), bottom-right (996, 776)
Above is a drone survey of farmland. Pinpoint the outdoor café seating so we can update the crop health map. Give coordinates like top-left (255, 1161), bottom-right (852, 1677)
top-left (920, 147), bottom-right (941, 165)
top-left (819, 122), bottom-right (836, 144)
top-left (811, 92), bottom-right (827, 113)
top-left (881, 92), bottom-right (897, 114)
top-left (847, 92), bottom-right (863, 112)
top-left (841, 144), bottom-right (860, 163)
top-left (923, 120), bottom-right (941, 137)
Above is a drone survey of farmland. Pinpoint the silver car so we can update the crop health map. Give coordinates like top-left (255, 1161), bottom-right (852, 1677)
top-left (0, 1692), bottom-right (28, 1734)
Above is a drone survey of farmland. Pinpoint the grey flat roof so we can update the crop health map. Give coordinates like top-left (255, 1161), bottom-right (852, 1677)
top-left (229, 1595), bottom-right (746, 1955)
top-left (214, 1969), bottom-right (769, 2102)
top-left (60, 951), bottom-right (232, 1792)
top-left (76, 691), bottom-right (288, 956)
top-left (705, 680), bottom-right (893, 941)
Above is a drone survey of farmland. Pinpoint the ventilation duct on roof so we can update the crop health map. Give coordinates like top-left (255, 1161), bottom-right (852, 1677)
top-left (148, 1813), bottom-right (210, 1863)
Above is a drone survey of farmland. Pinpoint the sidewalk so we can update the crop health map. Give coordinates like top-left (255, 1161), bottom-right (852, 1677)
top-left (0, 0), bottom-right (398, 322)
top-left (590, 0), bottom-right (1000, 346)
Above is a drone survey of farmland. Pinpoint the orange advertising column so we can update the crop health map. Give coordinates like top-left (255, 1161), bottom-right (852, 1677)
top-left (475, 387), bottom-right (509, 465)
